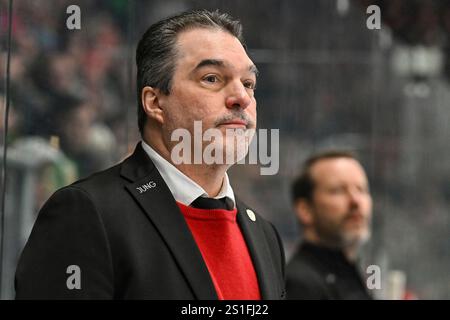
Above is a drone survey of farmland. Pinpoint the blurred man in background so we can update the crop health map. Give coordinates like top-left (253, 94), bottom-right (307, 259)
top-left (286, 151), bottom-right (373, 299)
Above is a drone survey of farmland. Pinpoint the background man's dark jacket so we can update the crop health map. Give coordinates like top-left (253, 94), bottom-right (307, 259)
top-left (15, 143), bottom-right (286, 299)
top-left (286, 242), bottom-right (372, 300)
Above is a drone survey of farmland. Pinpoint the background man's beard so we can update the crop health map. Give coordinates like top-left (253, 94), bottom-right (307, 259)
top-left (340, 227), bottom-right (371, 248)
top-left (315, 218), bottom-right (371, 250)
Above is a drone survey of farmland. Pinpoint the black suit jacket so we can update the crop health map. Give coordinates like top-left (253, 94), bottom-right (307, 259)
top-left (286, 242), bottom-right (372, 300)
top-left (15, 142), bottom-right (286, 299)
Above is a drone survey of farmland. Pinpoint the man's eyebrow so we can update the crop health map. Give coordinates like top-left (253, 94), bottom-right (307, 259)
top-left (193, 59), bottom-right (226, 71)
top-left (249, 64), bottom-right (259, 77)
top-left (193, 59), bottom-right (259, 76)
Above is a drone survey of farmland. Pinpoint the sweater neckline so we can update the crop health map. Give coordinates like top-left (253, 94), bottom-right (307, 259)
top-left (176, 201), bottom-right (238, 222)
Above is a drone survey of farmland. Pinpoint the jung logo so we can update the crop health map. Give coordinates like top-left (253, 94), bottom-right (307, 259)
top-left (137, 181), bottom-right (157, 194)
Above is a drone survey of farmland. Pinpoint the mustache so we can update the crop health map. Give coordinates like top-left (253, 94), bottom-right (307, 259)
top-left (214, 112), bottom-right (255, 128)
top-left (343, 211), bottom-right (368, 222)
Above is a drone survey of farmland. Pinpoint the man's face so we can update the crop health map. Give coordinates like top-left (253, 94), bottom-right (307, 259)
top-left (158, 28), bottom-right (257, 164)
top-left (308, 158), bottom-right (372, 248)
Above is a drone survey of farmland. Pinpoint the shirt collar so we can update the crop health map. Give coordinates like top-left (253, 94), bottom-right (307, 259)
top-left (141, 140), bottom-right (235, 208)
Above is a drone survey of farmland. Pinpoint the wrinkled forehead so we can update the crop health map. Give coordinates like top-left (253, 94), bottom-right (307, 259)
top-left (174, 28), bottom-right (254, 73)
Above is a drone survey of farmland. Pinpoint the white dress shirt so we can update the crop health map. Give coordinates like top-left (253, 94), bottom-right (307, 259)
top-left (141, 140), bottom-right (236, 208)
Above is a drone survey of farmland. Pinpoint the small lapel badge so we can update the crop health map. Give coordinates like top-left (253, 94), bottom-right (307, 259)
top-left (246, 209), bottom-right (256, 222)
top-left (136, 181), bottom-right (157, 194)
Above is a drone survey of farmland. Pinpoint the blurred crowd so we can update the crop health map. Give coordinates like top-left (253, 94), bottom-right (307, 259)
top-left (1, 0), bottom-right (135, 208)
top-left (368, 0), bottom-right (450, 45)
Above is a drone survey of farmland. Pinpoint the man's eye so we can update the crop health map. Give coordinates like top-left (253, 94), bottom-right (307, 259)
top-left (358, 186), bottom-right (370, 194)
top-left (243, 81), bottom-right (256, 90)
top-left (203, 75), bottom-right (219, 83)
top-left (329, 187), bottom-right (345, 194)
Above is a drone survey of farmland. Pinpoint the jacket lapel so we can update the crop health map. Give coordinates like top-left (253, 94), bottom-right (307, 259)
top-left (236, 200), bottom-right (280, 299)
top-left (120, 143), bottom-right (217, 299)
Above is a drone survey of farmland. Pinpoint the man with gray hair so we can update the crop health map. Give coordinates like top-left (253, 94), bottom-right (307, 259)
top-left (15, 10), bottom-right (285, 300)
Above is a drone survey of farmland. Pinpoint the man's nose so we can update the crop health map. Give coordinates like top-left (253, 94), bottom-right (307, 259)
top-left (225, 82), bottom-right (252, 110)
top-left (348, 190), bottom-right (362, 207)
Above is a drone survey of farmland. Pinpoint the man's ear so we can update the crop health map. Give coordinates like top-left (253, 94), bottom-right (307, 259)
top-left (141, 86), bottom-right (165, 125)
top-left (294, 199), bottom-right (314, 227)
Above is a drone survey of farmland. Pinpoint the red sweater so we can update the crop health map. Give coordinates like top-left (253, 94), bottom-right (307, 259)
top-left (177, 202), bottom-right (261, 300)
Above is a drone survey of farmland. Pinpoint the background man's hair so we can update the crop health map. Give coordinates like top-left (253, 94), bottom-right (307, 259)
top-left (135, 9), bottom-right (246, 136)
top-left (291, 150), bottom-right (358, 203)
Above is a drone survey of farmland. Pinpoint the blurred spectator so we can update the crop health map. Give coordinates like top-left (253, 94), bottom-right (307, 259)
top-left (43, 93), bottom-right (117, 178)
top-left (0, 92), bottom-right (22, 144)
top-left (286, 151), bottom-right (373, 300)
